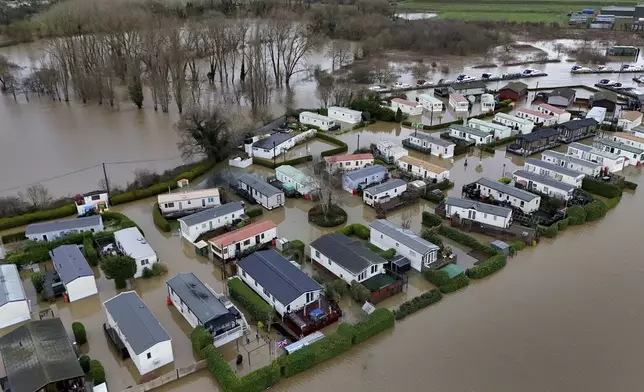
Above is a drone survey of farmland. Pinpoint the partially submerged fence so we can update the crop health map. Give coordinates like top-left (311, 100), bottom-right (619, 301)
top-left (121, 360), bottom-right (207, 392)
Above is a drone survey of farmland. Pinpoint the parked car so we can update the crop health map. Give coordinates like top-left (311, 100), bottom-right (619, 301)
top-left (598, 79), bottom-right (617, 86)
top-left (368, 85), bottom-right (386, 92)
top-left (456, 74), bottom-right (476, 82)
top-left (393, 82), bottom-right (411, 89)
top-left (522, 69), bottom-right (541, 75)
top-left (571, 65), bottom-right (591, 72)
top-left (622, 64), bottom-right (644, 71)
top-left (481, 73), bottom-right (498, 79)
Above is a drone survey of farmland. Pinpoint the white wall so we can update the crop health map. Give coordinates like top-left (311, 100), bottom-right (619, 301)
top-left (407, 136), bottom-right (455, 158)
top-left (237, 270), bottom-right (320, 316)
top-left (614, 135), bottom-right (644, 150)
top-left (0, 301), bottom-right (31, 329)
top-left (494, 114), bottom-right (534, 134)
top-left (523, 163), bottom-right (584, 187)
top-left (238, 181), bottom-right (284, 210)
top-left (134, 254), bottom-right (159, 278)
top-left (27, 224), bottom-right (104, 242)
top-left (136, 340), bottom-right (174, 375)
top-left (448, 128), bottom-right (493, 145)
top-left (418, 95), bottom-right (443, 112)
top-left (618, 116), bottom-right (642, 131)
top-left (449, 96), bottom-right (468, 111)
top-left (445, 205), bottom-right (511, 229)
top-left (568, 146), bottom-right (625, 173)
top-left (168, 285), bottom-right (200, 329)
top-left (391, 101), bottom-right (423, 115)
top-left (299, 112), bottom-right (335, 131)
top-left (477, 183), bottom-right (540, 213)
top-left (328, 107), bottom-right (362, 124)
top-left (159, 196), bottom-right (220, 216)
top-left (252, 138), bottom-right (296, 159)
top-left (67, 276), bottom-right (98, 302)
top-left (396, 161), bottom-right (450, 181)
top-left (541, 154), bottom-right (600, 177)
top-left (327, 158), bottom-right (373, 172)
top-left (363, 183), bottom-right (407, 206)
top-left (369, 230), bottom-right (436, 272)
top-left (310, 246), bottom-right (384, 284)
top-left (180, 209), bottom-right (243, 243)
top-left (211, 226), bottom-right (278, 260)
top-left (513, 175), bottom-right (572, 200)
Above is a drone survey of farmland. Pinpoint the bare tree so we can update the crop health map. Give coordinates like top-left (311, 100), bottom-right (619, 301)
top-left (314, 67), bottom-right (334, 107)
top-left (281, 23), bottom-right (312, 86)
top-left (20, 184), bottom-right (52, 209)
top-left (244, 27), bottom-right (273, 117)
top-left (0, 54), bottom-right (19, 92)
top-left (401, 209), bottom-right (413, 229)
top-left (306, 157), bottom-right (344, 217)
top-left (372, 60), bottom-right (397, 84)
top-left (327, 40), bottom-right (352, 72)
top-left (410, 61), bottom-right (430, 80)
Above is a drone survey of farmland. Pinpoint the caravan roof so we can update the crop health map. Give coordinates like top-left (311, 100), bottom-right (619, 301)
top-left (113, 227), bottom-right (156, 260)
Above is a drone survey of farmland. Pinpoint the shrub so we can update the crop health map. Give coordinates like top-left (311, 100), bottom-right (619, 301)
top-left (438, 226), bottom-right (497, 257)
top-left (421, 192), bottom-right (444, 203)
top-left (101, 211), bottom-right (140, 231)
top-left (584, 199), bottom-right (607, 221)
top-left (349, 99), bottom-right (396, 122)
top-left (441, 275), bottom-right (470, 294)
top-left (83, 236), bottom-right (99, 266)
top-left (365, 243), bottom-right (396, 260)
top-left (498, 177), bottom-right (512, 184)
top-left (308, 204), bottom-right (348, 227)
top-left (1, 231), bottom-right (26, 244)
top-left (153, 202), bottom-right (171, 232)
top-left (337, 223), bottom-right (370, 240)
top-left (228, 277), bottom-right (274, 325)
top-left (72, 322), bottom-right (87, 345)
top-left (421, 212), bottom-right (442, 227)
top-left (289, 239), bottom-right (305, 251)
top-left (468, 254), bottom-right (506, 279)
top-left (79, 355), bottom-right (91, 373)
top-left (202, 345), bottom-right (238, 392)
top-left (352, 308), bottom-right (395, 344)
top-left (282, 325), bottom-right (353, 378)
top-left (426, 179), bottom-right (454, 192)
top-left (349, 280), bottom-right (371, 304)
top-left (90, 360), bottom-right (105, 384)
top-left (539, 223), bottom-right (558, 238)
top-left (393, 289), bottom-right (442, 320)
top-left (0, 203), bottom-right (76, 231)
top-left (245, 206), bottom-right (263, 218)
top-left (567, 205), bottom-right (587, 225)
top-left (5, 231), bottom-right (93, 267)
top-left (604, 197), bottom-right (621, 209)
top-left (557, 217), bottom-right (570, 231)
top-left (623, 180), bottom-right (638, 190)
top-left (424, 269), bottom-right (469, 293)
top-left (421, 229), bottom-right (443, 248)
top-left (31, 272), bottom-right (43, 293)
top-left (191, 326), bottom-right (214, 359)
top-left (509, 241), bottom-right (526, 254)
top-left (480, 136), bottom-right (517, 153)
top-left (581, 177), bottom-right (622, 198)
top-left (236, 360), bottom-right (281, 392)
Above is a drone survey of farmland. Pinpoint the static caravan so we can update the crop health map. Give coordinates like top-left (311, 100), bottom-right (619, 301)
top-left (444, 197), bottom-right (513, 229)
top-left (208, 220), bottom-right (277, 261)
top-left (74, 190), bottom-right (109, 216)
top-left (512, 170), bottom-right (575, 200)
top-left (515, 108), bottom-right (556, 127)
top-left (396, 156), bottom-right (450, 182)
top-left (480, 93), bottom-right (496, 113)
top-left (612, 132), bottom-right (644, 150)
top-left (541, 150), bottom-right (602, 177)
top-left (342, 165), bottom-right (388, 192)
top-left (251, 133), bottom-right (297, 159)
top-left (630, 126), bottom-right (644, 139)
top-left (113, 227), bottom-right (158, 278)
top-left (275, 165), bottom-right (318, 197)
top-left (50, 245), bottom-right (98, 302)
top-left (404, 132), bottom-right (456, 158)
top-left (467, 118), bottom-right (512, 140)
top-left (593, 138), bottom-right (644, 166)
top-left (374, 141), bottom-right (408, 164)
top-left (493, 112), bottom-right (534, 134)
top-left (299, 111), bottom-right (336, 131)
top-left (178, 201), bottom-right (246, 243)
top-left (586, 106), bottom-right (607, 124)
top-left (157, 188), bottom-right (220, 218)
top-left (369, 219), bottom-right (439, 271)
top-left (567, 142), bottom-right (625, 173)
top-left (473, 177), bottom-right (541, 213)
top-left (25, 215), bottom-right (104, 242)
top-left (523, 158), bottom-right (585, 187)
top-left (390, 98), bottom-right (423, 116)
top-left (237, 173), bottom-right (284, 210)
top-left (418, 93), bottom-right (443, 112)
top-left (619, 111), bottom-right (644, 131)
top-left (448, 124), bottom-right (494, 145)
top-left (555, 118), bottom-right (598, 143)
top-left (363, 179), bottom-right (407, 207)
top-left (104, 291), bottom-right (173, 376)
top-left (0, 264), bottom-right (30, 329)
top-left (449, 94), bottom-right (469, 112)
top-left (324, 153), bottom-right (374, 173)
top-left (536, 103), bottom-right (571, 124)
top-left (328, 106), bottom-right (362, 124)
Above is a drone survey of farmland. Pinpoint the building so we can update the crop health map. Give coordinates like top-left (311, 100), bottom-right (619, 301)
top-left (396, 156), bottom-right (450, 182)
top-left (480, 93), bottom-right (495, 113)
top-left (473, 178), bottom-right (541, 213)
top-left (50, 245), bottom-right (98, 302)
top-left (590, 91), bottom-right (618, 113)
top-left (251, 133), bottom-right (296, 159)
top-left (299, 111), bottom-right (336, 131)
top-left (631, 126), bottom-right (644, 138)
top-left (515, 108), bottom-right (556, 127)
top-left (612, 132), bottom-right (644, 150)
top-left (237, 173), bottom-right (284, 210)
top-left (178, 202), bottom-right (245, 243)
top-left (25, 215), bottom-right (104, 242)
top-left (374, 141), bottom-right (409, 164)
top-left (449, 94), bottom-right (469, 112)
top-left (536, 103), bottom-right (572, 124)
top-left (523, 158), bottom-right (585, 187)
top-left (507, 128), bottom-right (560, 156)
top-left (276, 165), bottom-right (317, 197)
top-left (586, 106), bottom-right (607, 124)
top-left (328, 106), bottom-right (362, 124)
top-left (512, 170), bottom-right (575, 200)
top-left (452, 80), bottom-right (487, 96)
top-left (0, 318), bottom-right (85, 392)
top-left (448, 124), bottom-right (494, 145)
top-left (324, 153), bottom-right (374, 172)
top-left (493, 113), bottom-right (534, 134)
top-left (369, 219), bottom-right (439, 271)
top-left (237, 250), bottom-right (323, 316)
top-left (342, 165), bottom-right (388, 192)
top-left (403, 132), bottom-right (456, 158)
top-left (74, 190), bottom-right (109, 216)
top-left (208, 220), bottom-right (277, 261)
top-left (467, 118), bottom-right (512, 140)
top-left (114, 227), bottom-right (158, 279)
top-left (618, 111), bottom-right (644, 131)
top-left (555, 118), bottom-right (598, 143)
top-left (157, 188), bottom-right (221, 218)
top-left (593, 138), bottom-right (644, 166)
top-left (601, 6), bottom-right (635, 17)
top-left (541, 150), bottom-right (602, 176)
top-left (547, 88), bottom-right (576, 107)
top-left (310, 233), bottom-right (388, 284)
top-left (498, 81), bottom-right (528, 101)
top-left (166, 273), bottom-right (246, 347)
top-left (104, 291), bottom-right (173, 376)
top-left (0, 264), bottom-right (30, 329)
top-left (363, 179), bottom-right (407, 207)
top-left (567, 142), bottom-right (625, 173)
top-left (390, 98), bottom-right (423, 116)
top-left (444, 197), bottom-right (513, 229)
top-left (418, 93), bottom-right (443, 112)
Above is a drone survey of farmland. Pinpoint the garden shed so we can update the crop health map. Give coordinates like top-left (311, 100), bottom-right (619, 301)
top-left (491, 240), bottom-right (511, 257)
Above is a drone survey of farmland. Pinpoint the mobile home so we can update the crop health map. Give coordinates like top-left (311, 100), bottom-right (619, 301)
top-left (540, 150), bottom-right (602, 176)
top-left (342, 165), bottom-right (388, 192)
top-left (396, 156), bottom-right (450, 182)
top-left (363, 179), bottom-right (407, 206)
top-left (157, 188), bottom-right (220, 218)
top-left (25, 215), bottom-right (104, 242)
top-left (50, 245), bottom-right (98, 302)
top-left (324, 153), bottom-right (374, 172)
top-left (593, 138), bottom-right (644, 166)
top-left (523, 158), bottom-right (585, 187)
top-left (0, 264), bottom-right (31, 329)
top-left (555, 118), bottom-right (598, 143)
top-left (515, 108), bottom-right (556, 127)
top-left (251, 133), bottom-right (296, 159)
top-left (391, 98), bottom-right (423, 115)
top-left (448, 124), bottom-right (494, 145)
top-left (512, 170), bottom-right (576, 200)
top-left (208, 220), bottom-right (277, 261)
top-left (480, 93), bottom-right (495, 113)
top-left (444, 197), bottom-right (513, 229)
top-left (536, 103), bottom-right (571, 124)
top-left (275, 165), bottom-right (318, 197)
top-left (74, 190), bottom-right (109, 216)
top-left (449, 94), bottom-right (469, 112)
top-left (418, 93), bottom-right (443, 112)
top-left (237, 173), bottom-right (284, 210)
top-left (567, 142), bottom-right (625, 173)
top-left (113, 227), bottom-right (158, 278)
top-left (403, 132), bottom-right (456, 158)
top-left (374, 141), bottom-right (408, 163)
top-left (473, 177), bottom-right (541, 213)
top-left (369, 219), bottom-right (439, 271)
top-left (493, 112), bottom-right (534, 134)
top-left (178, 202), bottom-right (246, 243)
top-left (467, 118), bottom-right (512, 140)
top-left (299, 111), bottom-right (336, 131)
top-left (328, 106), bottom-right (362, 124)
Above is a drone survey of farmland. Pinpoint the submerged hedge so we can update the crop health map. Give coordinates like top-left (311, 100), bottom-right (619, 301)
top-left (438, 226), bottom-right (498, 257)
top-left (153, 202), bottom-right (171, 232)
top-left (352, 308), bottom-right (395, 344)
top-left (253, 155), bottom-right (313, 169)
top-left (317, 132), bottom-right (349, 158)
top-left (468, 254), bottom-right (507, 279)
top-left (421, 212), bottom-right (443, 228)
top-left (227, 277), bottom-right (274, 325)
top-left (393, 289), bottom-right (442, 320)
top-left (424, 269), bottom-right (469, 294)
top-left (581, 177), bottom-right (622, 199)
top-left (0, 203), bottom-right (77, 231)
top-left (337, 223), bottom-right (370, 240)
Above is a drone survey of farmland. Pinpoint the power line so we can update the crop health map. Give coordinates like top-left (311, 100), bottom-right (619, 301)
top-left (105, 156), bottom-right (183, 165)
top-left (0, 164), bottom-right (103, 194)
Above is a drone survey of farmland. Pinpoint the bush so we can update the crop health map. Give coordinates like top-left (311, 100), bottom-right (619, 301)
top-left (498, 177), bottom-right (512, 184)
top-left (31, 272), bottom-right (43, 293)
top-left (349, 280), bottom-right (371, 303)
top-left (282, 325), bottom-right (353, 378)
top-left (308, 204), bottom-right (348, 227)
top-left (424, 269), bottom-right (469, 293)
top-left (202, 345), bottom-right (238, 392)
top-left (421, 192), bottom-right (444, 203)
top-left (352, 308), bottom-right (395, 344)
top-left (79, 355), bottom-right (91, 373)
top-left (245, 206), bottom-right (263, 218)
top-left (584, 199), bottom-right (607, 221)
top-left (393, 288), bottom-right (442, 320)
top-left (364, 243), bottom-right (396, 260)
top-left (421, 212), bottom-right (442, 227)
top-left (604, 197), bottom-right (621, 209)
top-left (83, 236), bottom-right (99, 266)
top-left (509, 241), bottom-right (526, 254)
top-left (438, 226), bottom-right (498, 257)
top-left (349, 99), bottom-right (396, 122)
top-left (426, 179), bottom-right (454, 192)
top-left (480, 136), bottom-right (517, 153)
top-left (90, 360), bottom-right (105, 384)
top-left (228, 278), bottom-right (274, 325)
top-left (0, 203), bottom-right (76, 231)
top-left (191, 326), bottom-right (214, 359)
top-left (623, 180), bottom-right (638, 190)
top-left (468, 254), bottom-right (506, 279)
top-left (289, 239), bottom-right (305, 251)
top-left (6, 231), bottom-right (93, 267)
top-left (72, 322), bottom-right (87, 345)
top-left (421, 229), bottom-right (443, 248)
top-left (153, 202), bottom-right (171, 232)
top-left (236, 361), bottom-right (281, 392)
top-left (1, 231), bottom-right (26, 244)
top-left (581, 177), bottom-right (622, 198)
top-left (101, 211), bottom-right (140, 231)
top-left (557, 217), bottom-right (570, 231)
top-left (567, 205), bottom-right (587, 225)
top-left (337, 223), bottom-right (370, 240)
top-left (539, 223), bottom-right (558, 238)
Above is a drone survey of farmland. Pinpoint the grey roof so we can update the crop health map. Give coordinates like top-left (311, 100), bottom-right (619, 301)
top-left (550, 88), bottom-right (576, 99)
top-left (409, 132), bottom-right (455, 147)
top-left (25, 215), bottom-right (103, 236)
top-left (344, 164), bottom-right (387, 181)
top-left (166, 273), bottom-right (233, 324)
top-left (500, 82), bottom-right (528, 93)
top-left (104, 291), bottom-right (170, 355)
top-left (237, 250), bottom-right (322, 305)
top-left (364, 179), bottom-right (407, 196)
top-left (476, 177), bottom-right (540, 202)
top-left (253, 133), bottom-right (295, 150)
top-left (370, 219), bottom-right (439, 254)
top-left (449, 124), bottom-right (490, 138)
top-left (519, 127), bottom-right (559, 142)
top-left (445, 197), bottom-right (513, 218)
top-left (569, 142), bottom-right (593, 152)
top-left (513, 170), bottom-right (576, 192)
top-left (524, 158), bottom-right (585, 178)
top-left (592, 91), bottom-right (618, 103)
top-left (178, 201), bottom-right (245, 227)
top-left (595, 138), bottom-right (644, 154)
top-left (454, 80), bottom-right (487, 90)
top-left (541, 150), bottom-right (601, 169)
top-left (557, 118), bottom-right (598, 130)
top-left (310, 233), bottom-right (388, 275)
top-left (0, 264), bottom-right (26, 307)
top-left (238, 173), bottom-right (282, 197)
top-left (50, 245), bottom-right (93, 285)
top-left (0, 318), bottom-right (83, 392)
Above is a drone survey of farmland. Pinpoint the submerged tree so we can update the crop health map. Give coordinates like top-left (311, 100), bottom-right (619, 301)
top-left (175, 106), bottom-right (233, 162)
top-left (100, 255), bottom-right (136, 289)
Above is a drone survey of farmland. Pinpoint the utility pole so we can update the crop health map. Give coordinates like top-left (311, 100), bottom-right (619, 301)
top-left (102, 163), bottom-right (111, 196)
top-left (357, 134), bottom-right (360, 152)
top-left (273, 141), bottom-right (276, 167)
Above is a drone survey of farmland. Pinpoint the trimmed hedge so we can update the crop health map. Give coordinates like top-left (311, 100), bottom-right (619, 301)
top-left (421, 229), bottom-right (443, 248)
top-left (203, 344), bottom-right (281, 392)
top-left (584, 199), bottom-right (607, 221)
top-left (424, 269), bottom-right (469, 294)
top-left (438, 226), bottom-right (498, 257)
top-left (0, 203), bottom-right (76, 231)
top-left (72, 322), bottom-right (87, 345)
top-left (337, 223), bottom-right (370, 240)
top-left (421, 212), bottom-right (442, 227)
top-left (1, 231), bottom-right (26, 244)
top-left (557, 217), bottom-right (570, 231)
top-left (480, 136), bottom-right (517, 153)
top-left (539, 223), bottom-right (558, 238)
top-left (365, 243), bottom-right (396, 260)
top-left (567, 205), bottom-right (587, 225)
top-left (393, 289), bottom-right (442, 320)
top-left (317, 133), bottom-right (348, 158)
top-left (623, 180), bottom-right (638, 190)
top-left (352, 308), bottom-right (395, 345)
top-left (422, 192), bottom-right (444, 203)
top-left (581, 177), bottom-right (622, 198)
top-left (349, 99), bottom-right (396, 122)
top-left (245, 206), bottom-right (264, 218)
top-left (228, 277), bottom-right (274, 325)
top-left (604, 196), bottom-right (621, 209)
top-left (83, 236), bottom-right (99, 266)
top-left (5, 231), bottom-right (92, 266)
top-left (191, 326), bottom-right (214, 359)
top-left (468, 254), bottom-right (507, 279)
top-left (89, 360), bottom-right (105, 384)
top-left (79, 355), bottom-right (91, 373)
top-left (509, 241), bottom-right (526, 254)
top-left (153, 202), bottom-right (171, 232)
top-left (253, 155), bottom-right (313, 169)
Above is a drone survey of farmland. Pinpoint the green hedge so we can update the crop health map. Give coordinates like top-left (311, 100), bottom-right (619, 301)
top-left (468, 254), bottom-right (506, 279)
top-left (83, 236), bottom-right (99, 266)
top-left (349, 99), bottom-right (396, 122)
top-left (557, 217), bottom-right (570, 231)
top-left (539, 223), bottom-right (559, 238)
top-left (337, 223), bottom-right (370, 240)
top-left (317, 133), bottom-right (349, 158)
top-left (0, 203), bottom-right (77, 231)
top-left (604, 197), bottom-right (621, 209)
top-left (89, 360), bottom-right (105, 384)
top-left (153, 202), bottom-right (171, 232)
top-left (567, 205), bottom-right (587, 225)
top-left (1, 231), bottom-right (26, 244)
top-left (509, 241), bottom-right (526, 254)
top-left (424, 269), bottom-right (469, 293)
top-left (393, 289), bottom-right (442, 320)
top-left (421, 192), bottom-right (444, 203)
top-left (253, 155), bottom-right (313, 169)
top-left (228, 278), bottom-right (274, 325)
top-left (101, 211), bottom-right (140, 231)
top-left (427, 179), bottom-right (454, 191)
top-left (421, 229), bottom-right (443, 248)
top-left (72, 322), bottom-right (87, 345)
top-left (245, 206), bottom-right (264, 218)
top-left (581, 177), bottom-right (622, 198)
top-left (438, 226), bottom-right (498, 257)
top-left (5, 231), bottom-right (92, 266)
top-left (480, 136), bottom-right (517, 153)
top-left (499, 177), bottom-right (512, 184)
top-left (623, 180), bottom-right (638, 190)
top-left (421, 212), bottom-right (442, 227)
top-left (352, 308), bottom-right (395, 345)
top-left (349, 280), bottom-right (371, 303)
top-left (79, 355), bottom-right (91, 373)
top-left (584, 199), bottom-right (607, 221)
top-left (191, 326), bottom-right (214, 359)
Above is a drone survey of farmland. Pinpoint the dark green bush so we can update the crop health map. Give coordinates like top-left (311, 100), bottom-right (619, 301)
top-left (79, 355), bottom-right (91, 373)
top-left (89, 360), bottom-right (105, 384)
top-left (31, 272), bottom-right (43, 293)
top-left (604, 197), bottom-right (621, 209)
top-left (72, 321), bottom-right (87, 345)
top-left (623, 180), bottom-right (638, 190)
top-left (101, 211), bottom-right (140, 231)
top-left (152, 202), bottom-right (171, 232)
top-left (421, 229), bottom-right (443, 248)
top-left (349, 280), bottom-right (371, 303)
top-left (427, 179), bottom-right (454, 191)
top-left (498, 177), bottom-right (512, 184)
top-left (337, 223), bottom-right (370, 240)
top-left (509, 241), bottom-right (526, 254)
top-left (421, 212), bottom-right (442, 227)
top-left (349, 99), bottom-right (396, 122)
top-left (0, 203), bottom-right (77, 231)
top-left (581, 177), bottom-right (622, 198)
top-left (557, 217), bottom-right (570, 231)
top-left (245, 206), bottom-right (264, 218)
top-left (441, 276), bottom-right (470, 293)
top-left (364, 243), bottom-right (396, 260)
top-left (5, 231), bottom-right (92, 266)
top-left (480, 136), bottom-right (517, 153)
top-left (308, 204), bottom-right (348, 227)
top-left (352, 308), bottom-right (395, 344)
top-left (424, 269), bottom-right (469, 293)
top-left (191, 326), bottom-right (214, 358)
top-left (567, 205), bottom-right (587, 225)
top-left (438, 226), bottom-right (498, 257)
top-left (202, 345), bottom-right (238, 392)
top-left (393, 289), bottom-right (442, 320)
top-left (468, 254), bottom-right (507, 279)
top-left (289, 239), bottom-right (305, 251)
top-left (1, 231), bottom-right (26, 243)
top-left (228, 278), bottom-right (274, 325)
top-left (83, 236), bottom-right (99, 266)
top-left (584, 199), bottom-right (607, 221)
top-left (539, 223), bottom-right (558, 238)
top-left (236, 361), bottom-right (281, 392)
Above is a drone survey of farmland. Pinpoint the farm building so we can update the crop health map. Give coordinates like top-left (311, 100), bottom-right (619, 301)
top-left (25, 215), bottom-right (104, 242)
top-left (541, 150), bottom-right (602, 176)
top-left (515, 108), bottom-right (556, 127)
top-left (618, 111), bottom-right (644, 131)
top-left (612, 132), bottom-right (644, 150)
top-left (390, 98), bottom-right (423, 116)
top-left (50, 245), bottom-right (98, 302)
top-left (0, 264), bottom-right (30, 329)
top-left (444, 197), bottom-right (513, 229)
top-left (178, 201), bottom-right (246, 243)
top-left (208, 220), bottom-right (277, 261)
top-left (567, 143), bottom-right (625, 173)
top-left (449, 94), bottom-right (469, 112)
top-left (586, 106), bottom-right (607, 124)
top-left (374, 141), bottom-right (408, 164)
top-left (166, 273), bottom-right (247, 347)
top-left (324, 153), bottom-right (374, 172)
top-left (448, 124), bottom-right (494, 145)
top-left (114, 227), bottom-right (158, 278)
top-left (396, 156), bottom-right (450, 182)
top-left (451, 80), bottom-right (487, 96)
top-left (498, 81), bottom-right (528, 101)
top-left (369, 219), bottom-right (439, 271)
top-left (328, 106), bottom-right (362, 124)
top-left (342, 164), bottom-right (388, 192)
top-left (512, 170), bottom-right (576, 200)
top-left (418, 93), bottom-right (443, 112)
top-left (555, 118), bottom-right (598, 143)
top-left (523, 158), bottom-right (585, 187)
top-left (467, 118), bottom-right (512, 140)
top-left (103, 291), bottom-right (173, 376)
top-left (157, 188), bottom-right (221, 218)
top-left (536, 103), bottom-right (571, 124)
top-left (493, 112), bottom-right (534, 134)
top-left (593, 138), bottom-right (644, 166)
top-left (363, 179), bottom-right (407, 207)
top-left (237, 173), bottom-right (284, 210)
top-left (472, 177), bottom-right (541, 213)
top-left (275, 165), bottom-right (318, 197)
top-left (547, 88), bottom-right (576, 107)
top-left (299, 111), bottom-right (336, 131)
top-left (251, 133), bottom-right (296, 159)
top-left (507, 128), bottom-right (560, 156)
top-left (480, 93), bottom-right (495, 112)
top-left (74, 190), bottom-right (109, 216)
top-left (590, 91), bottom-right (618, 113)
top-left (403, 132), bottom-right (456, 158)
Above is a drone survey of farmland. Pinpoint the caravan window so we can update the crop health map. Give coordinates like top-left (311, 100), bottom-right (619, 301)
top-left (91, 195), bottom-right (101, 201)
top-left (166, 202), bottom-right (175, 208)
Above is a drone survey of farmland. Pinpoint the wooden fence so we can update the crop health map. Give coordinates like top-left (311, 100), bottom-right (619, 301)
top-left (121, 360), bottom-right (207, 392)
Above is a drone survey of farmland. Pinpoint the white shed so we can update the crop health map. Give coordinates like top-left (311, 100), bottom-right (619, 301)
top-left (113, 227), bottom-right (158, 278)
top-left (390, 98), bottom-right (423, 116)
top-left (0, 264), bottom-right (30, 329)
top-left (157, 188), bottom-right (220, 218)
top-left (50, 245), bottom-right (98, 302)
top-left (328, 106), bottom-right (362, 124)
top-left (299, 111), bottom-right (336, 131)
top-left (178, 201), bottom-right (246, 243)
